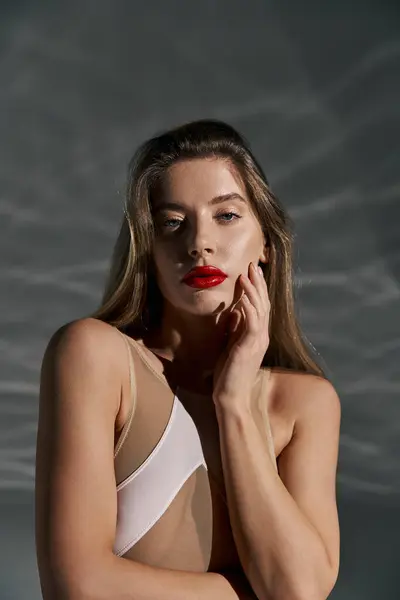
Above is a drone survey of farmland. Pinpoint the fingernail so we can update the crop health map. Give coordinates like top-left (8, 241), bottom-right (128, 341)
top-left (258, 265), bottom-right (263, 275)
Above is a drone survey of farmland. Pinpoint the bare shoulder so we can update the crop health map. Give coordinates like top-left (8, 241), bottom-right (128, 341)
top-left (44, 316), bottom-right (121, 361)
top-left (268, 368), bottom-right (341, 453)
top-left (36, 318), bottom-right (130, 597)
top-left (271, 368), bottom-right (340, 411)
top-left (41, 317), bottom-right (129, 420)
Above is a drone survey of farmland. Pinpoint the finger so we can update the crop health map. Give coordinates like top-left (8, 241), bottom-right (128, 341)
top-left (230, 309), bottom-right (241, 333)
top-left (240, 274), bottom-right (264, 317)
top-left (229, 274), bottom-right (245, 316)
top-left (233, 272), bottom-right (244, 305)
top-left (256, 264), bottom-right (271, 308)
top-left (241, 293), bottom-right (258, 334)
top-left (249, 263), bottom-right (270, 312)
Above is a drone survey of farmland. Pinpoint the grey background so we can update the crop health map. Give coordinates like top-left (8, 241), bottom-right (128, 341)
top-left (1, 1), bottom-right (399, 598)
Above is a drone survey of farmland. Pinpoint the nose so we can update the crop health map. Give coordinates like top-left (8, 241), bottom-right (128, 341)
top-left (186, 218), bottom-right (216, 258)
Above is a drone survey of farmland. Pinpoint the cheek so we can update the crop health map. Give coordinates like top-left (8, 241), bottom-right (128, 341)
top-left (152, 238), bottom-right (175, 271)
top-left (227, 228), bottom-right (261, 259)
top-left (151, 245), bottom-right (179, 299)
top-left (152, 245), bottom-right (164, 272)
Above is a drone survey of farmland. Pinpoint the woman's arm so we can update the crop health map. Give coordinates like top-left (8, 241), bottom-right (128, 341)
top-left (215, 374), bottom-right (341, 600)
top-left (212, 262), bottom-right (340, 600)
top-left (35, 318), bottom-right (245, 600)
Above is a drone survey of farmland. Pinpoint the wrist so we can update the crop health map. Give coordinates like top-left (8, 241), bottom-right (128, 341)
top-left (214, 397), bottom-right (253, 421)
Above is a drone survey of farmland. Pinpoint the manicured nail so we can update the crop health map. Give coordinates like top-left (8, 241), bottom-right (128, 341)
top-left (258, 265), bottom-right (263, 275)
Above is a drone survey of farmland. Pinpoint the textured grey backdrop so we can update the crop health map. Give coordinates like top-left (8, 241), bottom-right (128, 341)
top-left (1, 1), bottom-right (399, 598)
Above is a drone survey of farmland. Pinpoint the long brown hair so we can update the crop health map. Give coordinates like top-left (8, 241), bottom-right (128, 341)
top-left (92, 119), bottom-right (325, 377)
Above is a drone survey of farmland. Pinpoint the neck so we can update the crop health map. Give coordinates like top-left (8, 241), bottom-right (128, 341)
top-left (143, 304), bottom-right (231, 374)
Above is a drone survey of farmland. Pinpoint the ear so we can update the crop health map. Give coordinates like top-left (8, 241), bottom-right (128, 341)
top-left (259, 244), bottom-right (269, 264)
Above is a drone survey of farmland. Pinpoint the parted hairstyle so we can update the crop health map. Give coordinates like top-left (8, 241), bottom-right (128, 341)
top-left (92, 119), bottom-right (325, 377)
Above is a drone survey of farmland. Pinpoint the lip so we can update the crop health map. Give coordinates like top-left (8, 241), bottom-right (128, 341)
top-left (182, 265), bottom-right (227, 280)
top-left (182, 265), bottom-right (228, 289)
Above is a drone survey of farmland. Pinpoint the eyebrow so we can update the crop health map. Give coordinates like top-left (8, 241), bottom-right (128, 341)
top-left (153, 193), bottom-right (247, 214)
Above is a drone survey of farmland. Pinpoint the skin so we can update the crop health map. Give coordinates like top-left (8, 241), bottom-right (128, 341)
top-left (145, 157), bottom-right (268, 381)
top-left (35, 157), bottom-right (340, 600)
top-left (145, 157), bottom-right (340, 597)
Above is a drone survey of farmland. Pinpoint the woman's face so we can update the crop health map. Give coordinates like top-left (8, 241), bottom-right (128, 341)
top-left (151, 158), bottom-right (267, 317)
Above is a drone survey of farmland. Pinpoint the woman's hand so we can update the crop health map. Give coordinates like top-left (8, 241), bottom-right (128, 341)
top-left (212, 262), bottom-right (270, 414)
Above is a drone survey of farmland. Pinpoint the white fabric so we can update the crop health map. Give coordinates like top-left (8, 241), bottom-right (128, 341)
top-left (113, 395), bottom-right (207, 556)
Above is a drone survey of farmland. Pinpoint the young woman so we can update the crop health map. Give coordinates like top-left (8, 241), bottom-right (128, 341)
top-left (35, 120), bottom-right (341, 600)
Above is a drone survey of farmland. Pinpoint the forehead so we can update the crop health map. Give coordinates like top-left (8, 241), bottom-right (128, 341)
top-left (152, 158), bottom-right (248, 208)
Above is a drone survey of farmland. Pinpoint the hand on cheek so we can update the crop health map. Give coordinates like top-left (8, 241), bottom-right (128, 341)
top-left (213, 262), bottom-right (270, 411)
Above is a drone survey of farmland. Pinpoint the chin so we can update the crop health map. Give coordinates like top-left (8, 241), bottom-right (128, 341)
top-left (181, 293), bottom-right (232, 316)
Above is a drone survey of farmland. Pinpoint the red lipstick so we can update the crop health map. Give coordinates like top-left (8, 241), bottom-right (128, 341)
top-left (182, 265), bottom-right (228, 289)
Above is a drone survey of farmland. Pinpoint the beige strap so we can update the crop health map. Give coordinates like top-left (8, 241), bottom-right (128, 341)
top-left (114, 330), bottom-right (138, 458)
top-left (127, 337), bottom-right (171, 389)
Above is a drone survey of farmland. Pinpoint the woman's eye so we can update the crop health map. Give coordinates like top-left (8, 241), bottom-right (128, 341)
top-left (163, 218), bottom-right (182, 229)
top-left (217, 212), bottom-right (241, 222)
top-left (160, 212), bottom-right (241, 231)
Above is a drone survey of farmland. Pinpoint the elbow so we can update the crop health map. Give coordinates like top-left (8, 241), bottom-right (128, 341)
top-left (265, 568), bottom-right (339, 600)
top-left (291, 587), bottom-right (336, 600)
top-left (268, 587), bottom-right (333, 600)
top-left (288, 571), bottom-right (339, 600)
top-left (64, 567), bottom-right (111, 600)
top-left (53, 577), bottom-right (103, 600)
top-left (68, 585), bottom-right (100, 600)
top-left (39, 562), bottom-right (109, 600)
top-left (40, 577), bottom-right (98, 600)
